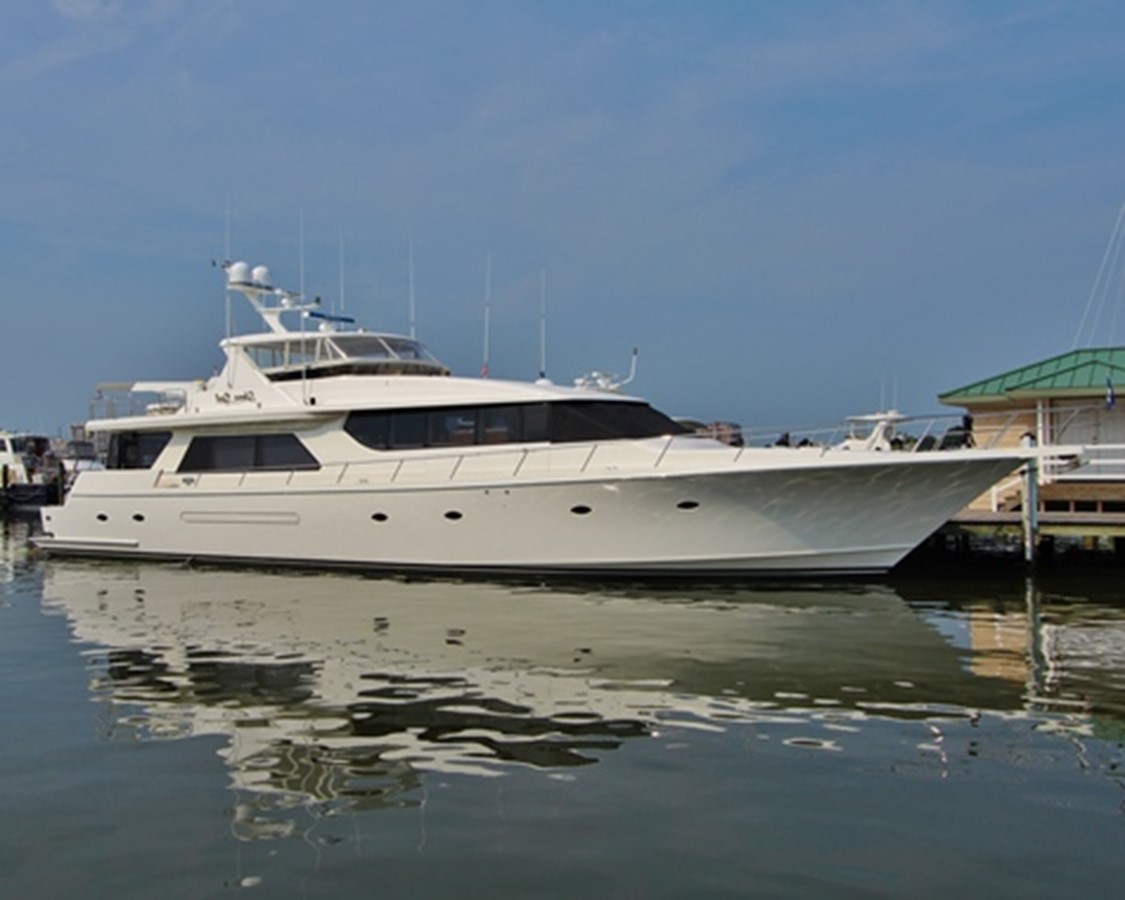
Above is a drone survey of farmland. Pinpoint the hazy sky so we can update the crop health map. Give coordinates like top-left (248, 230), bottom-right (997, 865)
top-left (5, 1), bottom-right (1125, 435)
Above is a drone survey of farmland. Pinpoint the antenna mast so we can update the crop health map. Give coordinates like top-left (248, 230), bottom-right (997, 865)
top-left (539, 269), bottom-right (547, 379)
top-left (482, 254), bottom-right (492, 377)
top-left (298, 210), bottom-right (305, 300)
top-left (223, 203), bottom-right (232, 340)
top-left (408, 238), bottom-right (417, 339)
top-left (338, 231), bottom-right (346, 314)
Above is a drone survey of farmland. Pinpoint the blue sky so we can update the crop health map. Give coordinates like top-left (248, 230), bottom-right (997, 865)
top-left (4, 1), bottom-right (1125, 435)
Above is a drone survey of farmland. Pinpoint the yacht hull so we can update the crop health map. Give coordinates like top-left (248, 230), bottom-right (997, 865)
top-left (36, 449), bottom-right (1021, 577)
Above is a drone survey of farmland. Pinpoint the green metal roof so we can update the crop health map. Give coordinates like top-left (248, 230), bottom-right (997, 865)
top-left (940, 346), bottom-right (1125, 405)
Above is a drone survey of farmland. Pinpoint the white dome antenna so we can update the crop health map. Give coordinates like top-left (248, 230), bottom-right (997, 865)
top-left (226, 260), bottom-right (251, 286)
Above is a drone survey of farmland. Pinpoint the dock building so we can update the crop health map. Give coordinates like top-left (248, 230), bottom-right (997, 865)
top-left (938, 347), bottom-right (1125, 550)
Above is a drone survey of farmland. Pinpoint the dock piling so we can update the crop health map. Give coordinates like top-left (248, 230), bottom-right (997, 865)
top-left (1021, 434), bottom-right (1039, 564)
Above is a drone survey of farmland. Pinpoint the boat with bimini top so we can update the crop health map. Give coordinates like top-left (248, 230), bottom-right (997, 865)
top-left (35, 261), bottom-right (1026, 576)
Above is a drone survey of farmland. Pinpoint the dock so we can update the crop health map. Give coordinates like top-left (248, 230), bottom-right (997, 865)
top-left (932, 483), bottom-right (1125, 564)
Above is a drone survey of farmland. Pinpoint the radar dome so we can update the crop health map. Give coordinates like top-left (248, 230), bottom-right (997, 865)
top-left (227, 261), bottom-right (251, 285)
top-left (251, 265), bottom-right (272, 287)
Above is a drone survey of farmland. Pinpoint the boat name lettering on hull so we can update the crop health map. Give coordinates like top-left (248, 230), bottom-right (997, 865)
top-left (215, 390), bottom-right (256, 404)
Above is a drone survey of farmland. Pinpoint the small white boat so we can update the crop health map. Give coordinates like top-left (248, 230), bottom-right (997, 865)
top-left (1, 431), bottom-right (62, 512)
top-left (36, 261), bottom-right (1026, 576)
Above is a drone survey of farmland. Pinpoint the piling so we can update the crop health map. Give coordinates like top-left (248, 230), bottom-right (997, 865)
top-left (1021, 459), bottom-right (1039, 564)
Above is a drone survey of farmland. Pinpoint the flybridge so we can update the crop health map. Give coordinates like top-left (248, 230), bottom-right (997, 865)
top-left (222, 261), bottom-right (450, 378)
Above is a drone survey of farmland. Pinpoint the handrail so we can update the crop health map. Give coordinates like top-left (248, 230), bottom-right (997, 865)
top-left (739, 404), bottom-right (1109, 454)
top-left (142, 405), bottom-right (1114, 492)
top-left (1053, 442), bottom-right (1125, 480)
top-left (990, 474), bottom-right (1024, 512)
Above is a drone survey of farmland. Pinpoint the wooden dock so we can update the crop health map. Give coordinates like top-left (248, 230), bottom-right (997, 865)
top-left (926, 473), bottom-right (1125, 563)
top-left (950, 508), bottom-right (1125, 538)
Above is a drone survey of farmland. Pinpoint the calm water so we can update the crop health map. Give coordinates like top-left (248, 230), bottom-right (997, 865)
top-left (2, 517), bottom-right (1123, 899)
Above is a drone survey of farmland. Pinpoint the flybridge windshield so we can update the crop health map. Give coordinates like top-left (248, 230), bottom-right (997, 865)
top-left (245, 334), bottom-right (441, 366)
top-left (243, 333), bottom-right (449, 378)
top-left (332, 334), bottom-right (440, 362)
top-left (374, 336), bottom-right (435, 361)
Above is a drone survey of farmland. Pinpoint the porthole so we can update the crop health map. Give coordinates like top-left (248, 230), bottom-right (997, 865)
top-left (677, 500), bottom-right (700, 511)
top-left (96, 513), bottom-right (108, 522)
top-left (444, 510), bottom-right (463, 521)
top-left (132, 513), bottom-right (145, 522)
top-left (570, 505), bottom-right (593, 516)
top-left (371, 512), bottom-right (389, 522)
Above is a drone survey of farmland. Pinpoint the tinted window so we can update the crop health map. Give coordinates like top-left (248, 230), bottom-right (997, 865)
top-left (551, 401), bottom-right (687, 441)
top-left (178, 434), bottom-right (320, 472)
top-left (550, 404), bottom-right (619, 442)
top-left (480, 406), bottom-right (519, 444)
top-left (346, 412), bottom-right (390, 449)
top-left (258, 434), bottom-right (319, 468)
top-left (391, 411), bottom-right (428, 448)
top-left (106, 431), bottom-right (172, 470)
top-left (523, 404), bottom-right (550, 442)
top-left (430, 408), bottom-right (478, 447)
top-left (345, 402), bottom-right (684, 451)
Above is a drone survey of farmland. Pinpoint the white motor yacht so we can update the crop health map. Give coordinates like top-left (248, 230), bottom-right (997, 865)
top-left (36, 262), bottom-right (1025, 576)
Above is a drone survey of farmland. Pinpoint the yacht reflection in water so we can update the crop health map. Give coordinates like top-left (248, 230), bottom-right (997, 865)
top-left (41, 559), bottom-right (1102, 840)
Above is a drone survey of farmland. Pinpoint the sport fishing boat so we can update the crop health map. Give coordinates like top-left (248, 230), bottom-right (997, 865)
top-left (36, 262), bottom-right (1026, 576)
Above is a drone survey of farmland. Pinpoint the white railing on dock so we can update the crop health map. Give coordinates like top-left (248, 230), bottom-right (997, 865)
top-left (990, 474), bottom-right (1024, 512)
top-left (1054, 443), bottom-right (1125, 481)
